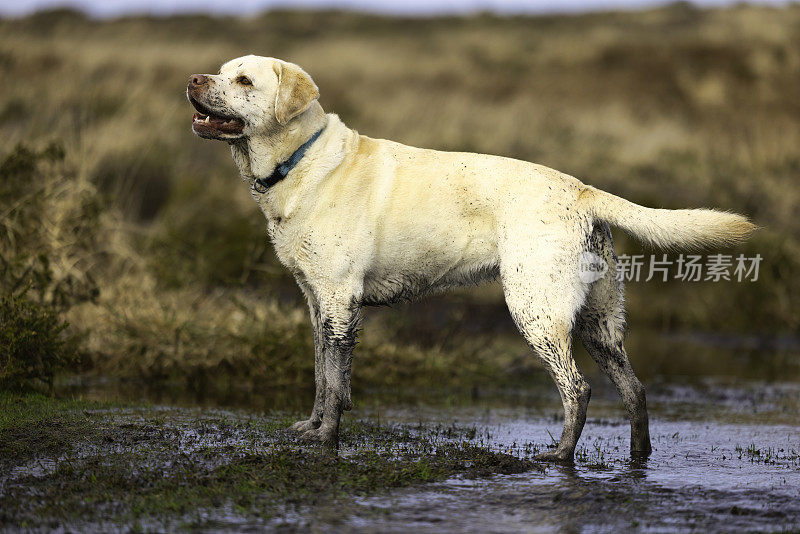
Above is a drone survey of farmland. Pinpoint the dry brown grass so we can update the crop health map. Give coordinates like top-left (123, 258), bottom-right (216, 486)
top-left (1, 4), bottom-right (798, 387)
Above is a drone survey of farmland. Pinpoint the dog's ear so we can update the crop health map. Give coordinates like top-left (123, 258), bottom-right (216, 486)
top-left (273, 61), bottom-right (319, 126)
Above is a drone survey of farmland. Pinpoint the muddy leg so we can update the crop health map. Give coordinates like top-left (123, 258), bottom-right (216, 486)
top-left (529, 331), bottom-right (591, 462)
top-left (577, 223), bottom-right (651, 455)
top-left (501, 235), bottom-right (591, 463)
top-left (288, 284), bottom-right (326, 432)
top-left (289, 298), bottom-right (325, 432)
top-left (578, 323), bottom-right (651, 455)
top-left (300, 298), bottom-right (359, 448)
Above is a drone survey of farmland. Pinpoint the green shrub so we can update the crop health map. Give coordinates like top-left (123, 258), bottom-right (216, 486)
top-left (0, 292), bottom-right (80, 392)
top-left (0, 143), bottom-right (100, 390)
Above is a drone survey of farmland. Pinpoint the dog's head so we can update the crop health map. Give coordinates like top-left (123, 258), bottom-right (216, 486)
top-left (187, 55), bottom-right (320, 141)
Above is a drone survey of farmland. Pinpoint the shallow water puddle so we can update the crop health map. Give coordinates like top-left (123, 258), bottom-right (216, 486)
top-left (3, 378), bottom-right (797, 531)
top-left (345, 417), bottom-right (799, 532)
top-left (336, 379), bottom-right (800, 532)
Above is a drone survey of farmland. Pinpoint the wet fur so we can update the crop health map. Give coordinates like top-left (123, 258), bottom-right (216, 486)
top-left (188, 55), bottom-right (754, 459)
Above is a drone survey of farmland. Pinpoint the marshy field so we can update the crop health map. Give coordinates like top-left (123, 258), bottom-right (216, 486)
top-left (1, 4), bottom-right (799, 531)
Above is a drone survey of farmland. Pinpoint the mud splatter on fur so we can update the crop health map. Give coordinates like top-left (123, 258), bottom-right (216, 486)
top-left (189, 55), bottom-right (754, 459)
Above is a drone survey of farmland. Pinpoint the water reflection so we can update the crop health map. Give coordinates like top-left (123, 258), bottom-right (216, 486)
top-left (56, 361), bottom-right (800, 532)
top-left (349, 415), bottom-right (799, 532)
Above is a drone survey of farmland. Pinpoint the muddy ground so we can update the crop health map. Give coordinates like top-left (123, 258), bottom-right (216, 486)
top-left (1, 375), bottom-right (798, 532)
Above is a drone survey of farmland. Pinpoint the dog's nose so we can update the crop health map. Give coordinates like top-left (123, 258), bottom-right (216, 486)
top-left (189, 74), bottom-right (208, 86)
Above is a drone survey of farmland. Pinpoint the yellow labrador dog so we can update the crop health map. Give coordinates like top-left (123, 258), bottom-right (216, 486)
top-left (187, 55), bottom-right (754, 460)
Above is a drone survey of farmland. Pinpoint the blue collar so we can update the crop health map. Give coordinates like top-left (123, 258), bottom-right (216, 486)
top-left (253, 127), bottom-right (325, 193)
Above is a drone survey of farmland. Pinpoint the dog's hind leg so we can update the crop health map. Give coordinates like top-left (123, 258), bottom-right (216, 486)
top-left (576, 223), bottom-right (652, 456)
top-left (500, 232), bottom-right (592, 462)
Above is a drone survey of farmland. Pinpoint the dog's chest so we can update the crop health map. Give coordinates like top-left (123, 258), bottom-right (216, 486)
top-left (266, 217), bottom-right (308, 274)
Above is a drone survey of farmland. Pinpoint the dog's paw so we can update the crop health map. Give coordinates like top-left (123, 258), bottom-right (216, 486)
top-left (300, 426), bottom-right (339, 448)
top-left (288, 419), bottom-right (321, 433)
top-left (534, 449), bottom-right (574, 463)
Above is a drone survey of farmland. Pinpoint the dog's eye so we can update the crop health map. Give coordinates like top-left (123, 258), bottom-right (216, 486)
top-left (237, 76), bottom-right (252, 86)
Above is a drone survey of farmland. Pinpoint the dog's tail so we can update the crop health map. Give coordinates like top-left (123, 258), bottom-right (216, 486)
top-left (581, 186), bottom-right (755, 250)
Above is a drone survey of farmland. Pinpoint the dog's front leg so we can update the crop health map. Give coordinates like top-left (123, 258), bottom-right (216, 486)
top-left (289, 295), bottom-right (325, 432)
top-left (300, 297), bottom-right (359, 449)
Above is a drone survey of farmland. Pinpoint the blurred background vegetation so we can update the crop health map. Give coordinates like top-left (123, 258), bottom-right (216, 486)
top-left (1, 4), bottom-right (799, 394)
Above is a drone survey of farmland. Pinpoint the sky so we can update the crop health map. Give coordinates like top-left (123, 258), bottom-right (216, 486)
top-left (0, 0), bottom-right (793, 18)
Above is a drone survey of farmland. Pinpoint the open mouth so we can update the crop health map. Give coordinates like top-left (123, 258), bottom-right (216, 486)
top-left (189, 95), bottom-right (245, 138)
